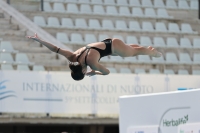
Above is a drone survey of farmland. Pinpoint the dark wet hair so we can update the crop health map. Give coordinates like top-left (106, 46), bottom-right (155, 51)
top-left (69, 62), bottom-right (85, 81)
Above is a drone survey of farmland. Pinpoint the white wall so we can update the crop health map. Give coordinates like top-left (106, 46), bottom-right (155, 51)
top-left (119, 89), bottom-right (200, 133)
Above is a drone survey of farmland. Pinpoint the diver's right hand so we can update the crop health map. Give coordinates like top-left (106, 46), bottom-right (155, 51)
top-left (147, 46), bottom-right (162, 58)
top-left (26, 33), bottom-right (39, 40)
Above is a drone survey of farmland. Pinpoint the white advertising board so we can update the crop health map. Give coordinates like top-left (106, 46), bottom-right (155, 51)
top-left (0, 71), bottom-right (200, 115)
top-left (127, 125), bottom-right (159, 133)
top-left (119, 89), bottom-right (200, 133)
top-left (178, 123), bottom-right (200, 133)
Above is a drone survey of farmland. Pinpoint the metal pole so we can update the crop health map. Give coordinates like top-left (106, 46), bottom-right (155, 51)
top-left (7, 0), bottom-right (10, 4)
top-left (199, 0), bottom-right (200, 19)
top-left (41, 0), bottom-right (44, 11)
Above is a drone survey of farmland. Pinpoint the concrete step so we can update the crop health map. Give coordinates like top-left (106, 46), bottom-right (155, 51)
top-left (27, 53), bottom-right (57, 60)
top-left (1, 40), bottom-right (53, 53)
top-left (1, 40), bottom-right (57, 53)
top-left (19, 46), bottom-right (52, 53)
top-left (0, 29), bottom-right (26, 37)
top-left (168, 9), bottom-right (198, 20)
top-left (0, 18), bottom-right (10, 24)
top-left (0, 35), bottom-right (29, 41)
top-left (9, 41), bottom-right (51, 53)
top-left (0, 12), bottom-right (4, 18)
top-left (43, 27), bottom-right (200, 43)
top-left (45, 65), bottom-right (69, 71)
top-left (0, 23), bottom-right (18, 30)
top-left (10, 0), bottom-right (40, 12)
top-left (33, 59), bottom-right (68, 67)
top-left (22, 10), bottom-right (200, 25)
top-left (10, 40), bottom-right (31, 48)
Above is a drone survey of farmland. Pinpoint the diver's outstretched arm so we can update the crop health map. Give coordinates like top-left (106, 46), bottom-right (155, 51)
top-left (27, 33), bottom-right (73, 59)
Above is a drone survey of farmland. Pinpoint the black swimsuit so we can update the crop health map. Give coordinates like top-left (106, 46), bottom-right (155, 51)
top-left (77, 39), bottom-right (112, 65)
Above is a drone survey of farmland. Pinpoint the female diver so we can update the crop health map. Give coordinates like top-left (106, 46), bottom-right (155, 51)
top-left (27, 33), bottom-right (162, 81)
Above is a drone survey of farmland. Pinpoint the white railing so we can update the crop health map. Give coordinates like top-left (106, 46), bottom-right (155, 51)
top-left (0, 0), bottom-right (73, 52)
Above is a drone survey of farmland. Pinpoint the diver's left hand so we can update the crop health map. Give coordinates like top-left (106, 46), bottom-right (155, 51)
top-left (86, 70), bottom-right (96, 77)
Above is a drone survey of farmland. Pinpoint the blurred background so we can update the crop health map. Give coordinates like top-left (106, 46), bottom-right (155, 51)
top-left (0, 0), bottom-right (199, 133)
